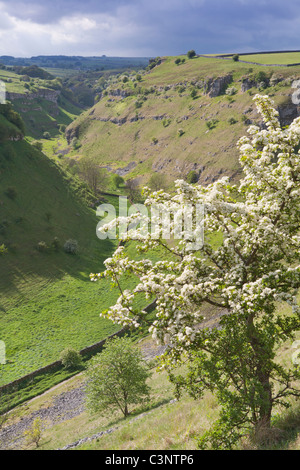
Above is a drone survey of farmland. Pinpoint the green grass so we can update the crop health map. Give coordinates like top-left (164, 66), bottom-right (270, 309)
top-left (237, 52), bottom-right (300, 65)
top-left (0, 140), bottom-right (123, 386)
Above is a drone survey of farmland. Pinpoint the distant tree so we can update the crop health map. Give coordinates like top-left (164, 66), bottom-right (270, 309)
top-left (112, 174), bottom-right (125, 189)
top-left (78, 158), bottom-right (108, 195)
top-left (186, 169), bottom-right (198, 183)
top-left (148, 173), bottom-right (168, 191)
top-left (232, 54), bottom-right (239, 62)
top-left (136, 74), bottom-right (142, 82)
top-left (190, 88), bottom-right (198, 99)
top-left (85, 336), bottom-right (151, 417)
top-left (187, 50), bottom-right (196, 59)
top-left (126, 178), bottom-right (141, 202)
top-left (175, 58), bottom-right (181, 65)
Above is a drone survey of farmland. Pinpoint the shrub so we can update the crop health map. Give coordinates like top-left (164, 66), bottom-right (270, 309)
top-left (51, 237), bottom-right (60, 252)
top-left (0, 244), bottom-right (7, 255)
top-left (228, 117), bottom-right (238, 125)
top-left (186, 170), bottom-right (199, 183)
top-left (232, 54), bottom-right (239, 62)
top-left (226, 86), bottom-right (238, 96)
top-left (59, 347), bottom-right (82, 370)
top-left (190, 88), bottom-right (198, 99)
top-left (177, 128), bottom-right (185, 137)
top-left (206, 119), bottom-right (218, 130)
top-left (5, 187), bottom-right (17, 200)
top-left (37, 241), bottom-right (48, 253)
top-left (112, 174), bottom-right (125, 188)
top-left (63, 239), bottom-right (78, 254)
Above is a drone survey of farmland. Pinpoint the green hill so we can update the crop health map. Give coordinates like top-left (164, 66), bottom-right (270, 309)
top-left (63, 55), bottom-right (300, 188)
top-left (0, 66), bottom-right (82, 140)
top-left (0, 109), bottom-right (122, 386)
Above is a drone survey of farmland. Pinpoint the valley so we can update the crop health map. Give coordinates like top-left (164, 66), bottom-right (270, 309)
top-left (0, 51), bottom-right (300, 451)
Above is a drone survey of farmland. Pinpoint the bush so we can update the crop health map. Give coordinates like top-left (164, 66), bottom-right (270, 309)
top-left (43, 131), bottom-right (51, 140)
top-left (37, 241), bottom-right (48, 253)
top-left (112, 174), bottom-right (124, 188)
top-left (0, 244), bottom-right (7, 255)
top-left (5, 187), bottom-right (17, 200)
top-left (226, 86), bottom-right (238, 96)
top-left (190, 88), bottom-right (198, 99)
top-left (51, 237), bottom-right (60, 252)
top-left (59, 348), bottom-right (82, 370)
top-left (232, 54), bottom-right (239, 62)
top-left (206, 119), bottom-right (218, 130)
top-left (228, 117), bottom-right (238, 125)
top-left (186, 170), bottom-right (199, 183)
top-left (63, 239), bottom-right (78, 254)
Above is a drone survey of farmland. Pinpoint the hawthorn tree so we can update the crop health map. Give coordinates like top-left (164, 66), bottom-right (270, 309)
top-left (91, 95), bottom-right (300, 448)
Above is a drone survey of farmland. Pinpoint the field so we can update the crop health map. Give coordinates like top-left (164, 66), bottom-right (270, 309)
top-left (237, 52), bottom-right (300, 65)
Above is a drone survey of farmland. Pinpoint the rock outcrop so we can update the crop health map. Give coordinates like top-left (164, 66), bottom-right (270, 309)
top-left (204, 74), bottom-right (233, 97)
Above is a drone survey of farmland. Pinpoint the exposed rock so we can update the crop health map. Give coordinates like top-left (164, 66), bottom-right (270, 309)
top-left (65, 124), bottom-right (80, 144)
top-left (277, 100), bottom-right (300, 126)
top-left (204, 74), bottom-right (233, 97)
top-left (241, 77), bottom-right (256, 92)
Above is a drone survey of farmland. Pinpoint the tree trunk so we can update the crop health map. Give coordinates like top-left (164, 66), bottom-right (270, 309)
top-left (247, 314), bottom-right (273, 431)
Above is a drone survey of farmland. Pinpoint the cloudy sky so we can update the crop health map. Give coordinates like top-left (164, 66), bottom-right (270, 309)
top-left (0, 0), bottom-right (300, 57)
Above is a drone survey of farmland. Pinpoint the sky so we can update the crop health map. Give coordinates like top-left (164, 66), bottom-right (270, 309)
top-left (1, 0), bottom-right (300, 57)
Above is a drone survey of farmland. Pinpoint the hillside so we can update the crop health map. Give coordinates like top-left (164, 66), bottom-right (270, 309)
top-left (0, 66), bottom-right (83, 140)
top-left (0, 108), bottom-right (124, 386)
top-left (63, 55), bottom-right (300, 188)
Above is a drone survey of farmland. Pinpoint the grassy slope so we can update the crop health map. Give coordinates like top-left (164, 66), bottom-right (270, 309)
top-left (0, 139), bottom-right (123, 385)
top-left (64, 55), bottom-right (300, 187)
top-left (0, 68), bottom-right (82, 139)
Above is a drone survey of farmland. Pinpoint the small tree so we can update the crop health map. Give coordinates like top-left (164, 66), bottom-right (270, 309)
top-left (78, 158), bottom-right (108, 195)
top-left (148, 173), bottom-right (167, 192)
top-left (232, 54), bottom-right (239, 62)
top-left (85, 336), bottom-right (151, 417)
top-left (187, 50), bottom-right (196, 59)
top-left (24, 417), bottom-right (44, 448)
